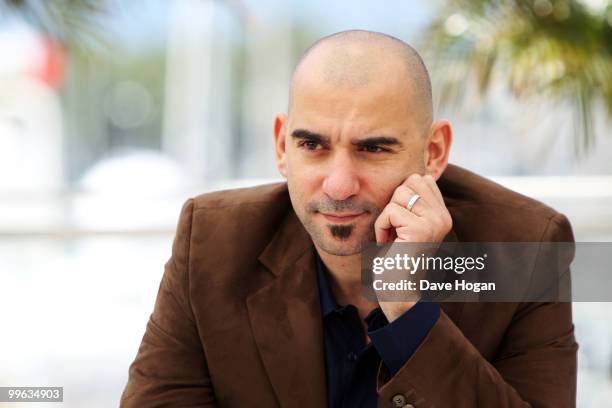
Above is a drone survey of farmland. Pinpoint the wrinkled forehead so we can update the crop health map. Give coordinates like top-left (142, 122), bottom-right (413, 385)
top-left (290, 81), bottom-right (411, 130)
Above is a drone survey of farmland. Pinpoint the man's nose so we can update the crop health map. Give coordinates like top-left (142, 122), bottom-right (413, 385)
top-left (322, 152), bottom-right (360, 201)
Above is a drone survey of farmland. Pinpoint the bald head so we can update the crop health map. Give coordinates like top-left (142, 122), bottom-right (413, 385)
top-left (289, 30), bottom-right (433, 130)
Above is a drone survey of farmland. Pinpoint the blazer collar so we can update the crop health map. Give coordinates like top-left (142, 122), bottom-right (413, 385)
top-left (258, 207), bottom-right (313, 278)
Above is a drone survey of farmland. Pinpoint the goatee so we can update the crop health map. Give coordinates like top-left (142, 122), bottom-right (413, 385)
top-left (329, 224), bottom-right (354, 240)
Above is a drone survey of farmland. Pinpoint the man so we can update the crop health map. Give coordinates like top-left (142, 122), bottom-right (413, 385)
top-left (121, 30), bottom-right (577, 407)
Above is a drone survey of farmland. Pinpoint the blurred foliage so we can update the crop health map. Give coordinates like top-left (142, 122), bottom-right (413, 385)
top-left (424, 0), bottom-right (612, 154)
top-left (0, 0), bottom-right (108, 54)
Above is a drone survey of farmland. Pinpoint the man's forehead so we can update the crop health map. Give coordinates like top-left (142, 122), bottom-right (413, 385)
top-left (290, 82), bottom-right (412, 125)
top-left (287, 86), bottom-right (419, 144)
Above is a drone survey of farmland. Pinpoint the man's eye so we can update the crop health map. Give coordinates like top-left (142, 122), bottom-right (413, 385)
top-left (301, 141), bottom-right (321, 150)
top-left (361, 145), bottom-right (385, 153)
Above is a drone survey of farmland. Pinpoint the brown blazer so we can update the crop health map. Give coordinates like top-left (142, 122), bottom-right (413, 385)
top-left (120, 164), bottom-right (577, 408)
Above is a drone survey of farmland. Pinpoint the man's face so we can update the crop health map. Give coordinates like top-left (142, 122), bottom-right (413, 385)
top-left (277, 65), bottom-right (429, 256)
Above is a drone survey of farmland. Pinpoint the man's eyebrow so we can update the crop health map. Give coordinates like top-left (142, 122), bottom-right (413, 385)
top-left (290, 130), bottom-right (403, 148)
top-left (291, 129), bottom-right (330, 144)
top-left (352, 136), bottom-right (403, 148)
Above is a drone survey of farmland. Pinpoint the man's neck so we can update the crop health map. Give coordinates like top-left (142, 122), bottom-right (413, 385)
top-left (315, 244), bottom-right (378, 313)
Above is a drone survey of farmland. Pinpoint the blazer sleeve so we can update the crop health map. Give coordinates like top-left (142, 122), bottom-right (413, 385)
top-left (120, 199), bottom-right (217, 407)
top-left (376, 213), bottom-right (578, 408)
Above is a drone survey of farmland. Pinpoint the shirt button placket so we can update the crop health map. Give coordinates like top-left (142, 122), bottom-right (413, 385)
top-left (347, 351), bottom-right (358, 362)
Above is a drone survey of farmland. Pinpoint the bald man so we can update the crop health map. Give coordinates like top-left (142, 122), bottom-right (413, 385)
top-left (121, 31), bottom-right (577, 408)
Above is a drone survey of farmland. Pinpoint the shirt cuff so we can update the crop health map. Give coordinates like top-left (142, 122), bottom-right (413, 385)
top-left (368, 301), bottom-right (440, 375)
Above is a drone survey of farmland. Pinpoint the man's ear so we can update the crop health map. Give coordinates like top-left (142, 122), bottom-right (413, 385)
top-left (274, 113), bottom-right (288, 178)
top-left (424, 120), bottom-right (452, 180)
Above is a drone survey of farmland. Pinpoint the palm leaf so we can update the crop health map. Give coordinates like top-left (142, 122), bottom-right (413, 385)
top-left (422, 0), bottom-right (612, 155)
top-left (0, 0), bottom-right (109, 55)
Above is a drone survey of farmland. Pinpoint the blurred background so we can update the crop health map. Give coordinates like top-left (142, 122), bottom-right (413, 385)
top-left (0, 0), bottom-right (611, 406)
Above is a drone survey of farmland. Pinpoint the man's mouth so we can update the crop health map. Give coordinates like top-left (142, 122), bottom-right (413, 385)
top-left (320, 212), bottom-right (364, 223)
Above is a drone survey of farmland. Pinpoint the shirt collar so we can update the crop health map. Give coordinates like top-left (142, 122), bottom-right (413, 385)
top-left (315, 252), bottom-right (338, 317)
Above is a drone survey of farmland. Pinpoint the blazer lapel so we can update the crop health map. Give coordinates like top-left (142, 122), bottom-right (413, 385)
top-left (246, 210), bottom-right (327, 408)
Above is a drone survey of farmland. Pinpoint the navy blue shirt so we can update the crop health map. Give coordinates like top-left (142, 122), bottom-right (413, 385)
top-left (315, 254), bottom-right (440, 408)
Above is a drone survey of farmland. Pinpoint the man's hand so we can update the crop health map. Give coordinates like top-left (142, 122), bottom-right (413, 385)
top-left (373, 174), bottom-right (452, 322)
top-left (374, 173), bottom-right (452, 244)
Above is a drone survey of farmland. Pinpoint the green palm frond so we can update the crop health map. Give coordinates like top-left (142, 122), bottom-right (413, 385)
top-left (423, 0), bottom-right (612, 155)
top-left (0, 0), bottom-right (109, 54)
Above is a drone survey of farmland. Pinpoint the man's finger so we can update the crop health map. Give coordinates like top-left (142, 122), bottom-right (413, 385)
top-left (422, 173), bottom-right (445, 205)
top-left (374, 202), bottom-right (420, 243)
top-left (403, 174), bottom-right (440, 210)
top-left (389, 184), bottom-right (432, 217)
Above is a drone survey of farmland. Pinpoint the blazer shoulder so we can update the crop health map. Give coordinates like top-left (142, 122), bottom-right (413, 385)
top-left (179, 183), bottom-right (293, 275)
top-left (187, 181), bottom-right (292, 244)
top-left (439, 164), bottom-right (573, 241)
top-left (191, 182), bottom-right (289, 210)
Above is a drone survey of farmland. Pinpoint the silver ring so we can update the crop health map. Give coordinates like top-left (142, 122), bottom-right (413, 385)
top-left (407, 194), bottom-right (421, 212)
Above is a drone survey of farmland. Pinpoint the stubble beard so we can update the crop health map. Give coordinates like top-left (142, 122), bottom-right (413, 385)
top-left (288, 182), bottom-right (380, 256)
